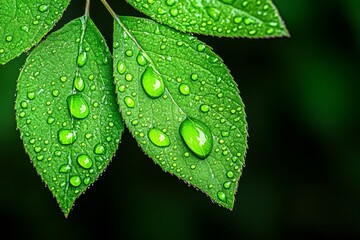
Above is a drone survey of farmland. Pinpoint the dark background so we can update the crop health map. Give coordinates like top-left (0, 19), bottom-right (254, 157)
top-left (0, 0), bottom-right (359, 239)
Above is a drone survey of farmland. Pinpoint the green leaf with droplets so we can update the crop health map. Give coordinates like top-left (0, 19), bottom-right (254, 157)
top-left (126, 0), bottom-right (289, 37)
top-left (0, 0), bottom-right (71, 65)
top-left (15, 16), bottom-right (123, 216)
top-left (113, 16), bottom-right (247, 209)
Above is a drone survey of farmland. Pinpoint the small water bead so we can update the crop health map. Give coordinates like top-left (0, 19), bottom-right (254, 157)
top-left (20, 101), bottom-right (28, 109)
top-left (148, 128), bottom-right (171, 147)
top-left (217, 191), bottom-right (226, 202)
top-left (141, 66), bottom-right (165, 99)
top-left (248, 30), bottom-right (257, 35)
top-left (136, 53), bottom-right (147, 66)
top-left (5, 35), bottom-right (13, 42)
top-left (118, 85), bottom-right (126, 92)
top-left (124, 96), bottom-right (135, 108)
top-left (179, 83), bottom-right (190, 95)
top-left (125, 50), bottom-right (133, 57)
top-left (74, 75), bottom-right (85, 92)
top-left (38, 4), bottom-right (49, 12)
top-left (205, 7), bottom-right (221, 21)
top-left (0, 48), bottom-right (4, 54)
top-left (84, 177), bottom-right (91, 185)
top-left (19, 112), bottom-right (26, 118)
top-left (59, 164), bottom-right (71, 173)
top-left (131, 120), bottom-right (139, 125)
top-left (244, 17), bottom-right (255, 25)
top-left (58, 129), bottom-right (77, 145)
top-left (125, 73), bottom-right (133, 81)
top-left (170, 8), bottom-right (178, 16)
top-left (223, 181), bottom-right (231, 189)
top-left (179, 118), bottom-right (213, 159)
top-left (70, 175), bottom-right (81, 187)
top-left (27, 92), bottom-right (35, 100)
top-left (47, 117), bottom-right (55, 124)
top-left (200, 104), bottom-right (210, 113)
top-left (94, 143), bottom-right (105, 155)
top-left (191, 73), bottom-right (198, 81)
top-left (226, 171), bottom-right (234, 178)
top-left (166, 0), bottom-right (175, 6)
top-left (197, 44), bottom-right (206, 52)
top-left (67, 94), bottom-right (90, 119)
top-left (77, 154), bottom-right (93, 169)
top-left (221, 131), bottom-right (229, 137)
top-left (77, 51), bottom-right (87, 67)
top-left (266, 28), bottom-right (274, 34)
top-left (52, 89), bottom-right (59, 97)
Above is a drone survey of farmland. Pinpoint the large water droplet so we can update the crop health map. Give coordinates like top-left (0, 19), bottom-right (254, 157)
top-left (58, 129), bottom-right (77, 145)
top-left (148, 128), bottom-right (171, 147)
top-left (141, 66), bottom-right (165, 99)
top-left (77, 51), bottom-right (87, 67)
top-left (179, 117), bottom-right (213, 159)
top-left (74, 75), bottom-right (85, 92)
top-left (136, 53), bottom-right (147, 66)
top-left (217, 191), bottom-right (226, 202)
top-left (124, 96), bottom-right (135, 108)
top-left (67, 94), bottom-right (90, 119)
top-left (117, 61), bottom-right (126, 74)
top-left (77, 154), bottom-right (93, 169)
top-left (70, 175), bottom-right (81, 187)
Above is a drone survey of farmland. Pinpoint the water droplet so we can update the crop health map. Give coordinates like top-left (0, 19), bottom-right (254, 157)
top-left (77, 51), bottom-right (87, 67)
top-left (197, 44), bottom-right (206, 52)
top-left (59, 164), bottom-right (71, 173)
top-left (20, 25), bottom-right (29, 32)
top-left (67, 94), bottom-right (90, 119)
top-left (117, 61), bottom-right (126, 74)
top-left (166, 0), bottom-right (175, 6)
top-left (58, 129), bottom-right (77, 145)
top-left (148, 128), bottom-right (171, 147)
top-left (136, 53), bottom-right (147, 66)
top-left (141, 66), bottom-right (165, 99)
top-left (191, 73), bottom-right (198, 81)
top-left (179, 83), bottom-right (190, 95)
top-left (125, 50), bottom-right (133, 57)
top-left (179, 117), bottom-right (213, 159)
top-left (5, 35), bottom-right (13, 42)
top-left (77, 154), bottom-right (93, 169)
top-left (94, 143), bottom-right (105, 155)
top-left (221, 131), bottom-right (229, 137)
top-left (84, 177), bottom-right (91, 185)
top-left (74, 75), bottom-right (85, 92)
top-left (217, 191), bottom-right (226, 202)
top-left (205, 7), bottom-right (221, 21)
top-left (124, 96), bottom-right (135, 108)
top-left (20, 101), bottom-right (28, 109)
top-left (200, 104), bottom-right (210, 113)
top-left (223, 181), bottom-right (231, 189)
top-left (38, 4), bottom-right (49, 12)
top-left (70, 175), bottom-right (81, 187)
top-left (47, 117), bottom-right (55, 124)
top-left (60, 76), bottom-right (67, 82)
top-left (27, 92), bottom-right (35, 100)
top-left (52, 89), bottom-right (59, 97)
top-left (226, 171), bottom-right (234, 178)
top-left (125, 73), bottom-right (133, 81)
top-left (170, 8), bottom-right (179, 16)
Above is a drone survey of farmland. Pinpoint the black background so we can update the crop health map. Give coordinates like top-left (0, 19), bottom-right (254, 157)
top-left (0, 0), bottom-right (359, 239)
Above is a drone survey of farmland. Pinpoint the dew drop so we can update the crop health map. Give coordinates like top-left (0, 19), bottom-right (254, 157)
top-left (94, 143), bottom-right (105, 155)
top-left (220, 0), bottom-right (235, 4)
top-left (84, 177), bottom-right (91, 185)
top-left (117, 61), bottom-right (126, 74)
top-left (5, 35), bottom-right (13, 42)
top-left (47, 117), bottom-right (55, 124)
top-left (141, 66), bottom-right (165, 99)
top-left (77, 51), bottom-right (87, 67)
top-left (166, 0), bottom-right (175, 6)
top-left (38, 4), bottom-right (49, 12)
top-left (74, 75), bottom-right (85, 92)
top-left (77, 154), bottom-right (93, 169)
top-left (136, 53), bottom-right (147, 66)
top-left (70, 175), bottom-right (81, 187)
top-left (191, 73), bottom-right (198, 81)
top-left (197, 44), bottom-right (206, 52)
top-left (124, 96), bottom-right (135, 108)
top-left (58, 129), bottom-right (77, 145)
top-left (52, 89), bottom-right (59, 97)
top-left (217, 191), bottom-right (226, 202)
top-left (200, 104), bottom-right (210, 113)
top-left (27, 91), bottom-right (35, 100)
top-left (148, 128), bottom-right (171, 147)
top-left (20, 101), bottom-right (28, 109)
top-left (67, 94), bottom-right (90, 119)
top-left (179, 117), bottom-right (213, 159)
top-left (221, 131), bottom-right (229, 137)
top-left (223, 181), bottom-right (231, 189)
top-left (179, 83), bottom-right (190, 95)
top-left (59, 164), bottom-right (71, 173)
top-left (226, 171), bottom-right (234, 178)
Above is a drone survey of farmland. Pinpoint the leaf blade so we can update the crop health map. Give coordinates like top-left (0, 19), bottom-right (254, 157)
top-left (126, 0), bottom-right (288, 37)
top-left (0, 0), bottom-right (71, 65)
top-left (15, 16), bottom-right (123, 216)
top-left (113, 16), bottom-right (248, 208)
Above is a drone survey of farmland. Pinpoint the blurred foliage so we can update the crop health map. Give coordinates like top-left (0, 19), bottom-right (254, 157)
top-left (0, 0), bottom-right (359, 239)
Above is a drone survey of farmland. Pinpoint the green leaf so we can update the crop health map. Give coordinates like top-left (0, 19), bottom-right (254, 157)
top-left (15, 16), bottom-right (123, 216)
top-left (113, 16), bottom-right (247, 209)
top-left (126, 0), bottom-right (289, 37)
top-left (0, 0), bottom-right (71, 65)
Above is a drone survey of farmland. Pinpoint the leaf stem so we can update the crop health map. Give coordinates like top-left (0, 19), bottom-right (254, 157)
top-left (85, 0), bottom-right (90, 19)
top-left (99, 0), bottom-right (156, 68)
